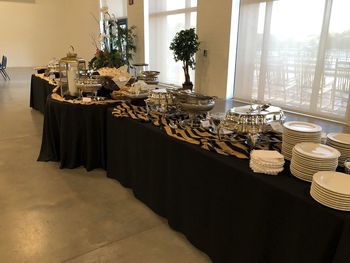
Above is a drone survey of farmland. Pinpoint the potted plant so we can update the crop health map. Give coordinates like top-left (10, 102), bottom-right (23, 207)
top-left (169, 28), bottom-right (200, 90)
top-left (89, 9), bottom-right (136, 70)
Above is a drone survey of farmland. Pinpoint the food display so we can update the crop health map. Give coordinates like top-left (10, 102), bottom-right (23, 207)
top-left (97, 65), bottom-right (132, 90)
top-left (111, 81), bottom-right (154, 99)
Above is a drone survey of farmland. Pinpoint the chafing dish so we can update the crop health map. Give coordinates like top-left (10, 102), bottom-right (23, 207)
top-left (218, 104), bottom-right (285, 147)
top-left (76, 78), bottom-right (102, 97)
top-left (145, 88), bottom-right (176, 114)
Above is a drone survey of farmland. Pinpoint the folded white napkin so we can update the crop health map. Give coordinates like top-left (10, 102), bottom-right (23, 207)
top-left (250, 161), bottom-right (284, 175)
top-left (250, 150), bottom-right (285, 175)
top-left (251, 150), bottom-right (284, 163)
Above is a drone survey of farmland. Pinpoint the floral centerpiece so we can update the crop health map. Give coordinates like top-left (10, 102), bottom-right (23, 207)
top-left (89, 7), bottom-right (136, 70)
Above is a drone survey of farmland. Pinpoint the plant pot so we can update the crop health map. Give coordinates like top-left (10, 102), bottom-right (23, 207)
top-left (182, 82), bottom-right (193, 90)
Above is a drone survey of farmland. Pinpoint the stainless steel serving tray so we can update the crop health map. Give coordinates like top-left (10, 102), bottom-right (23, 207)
top-left (219, 104), bottom-right (285, 134)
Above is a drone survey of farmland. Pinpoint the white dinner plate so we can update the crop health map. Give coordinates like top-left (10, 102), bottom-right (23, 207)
top-left (310, 190), bottom-right (350, 211)
top-left (311, 188), bottom-right (350, 206)
top-left (290, 166), bottom-right (312, 182)
top-left (292, 149), bottom-right (339, 165)
top-left (293, 142), bottom-right (340, 159)
top-left (327, 141), bottom-right (350, 150)
top-left (283, 121), bottom-right (322, 133)
top-left (327, 133), bottom-right (350, 146)
top-left (310, 188), bottom-right (350, 207)
top-left (312, 184), bottom-right (350, 201)
top-left (313, 171), bottom-right (350, 195)
top-left (291, 161), bottom-right (336, 174)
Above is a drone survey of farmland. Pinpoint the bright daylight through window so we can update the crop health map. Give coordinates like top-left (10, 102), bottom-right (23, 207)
top-left (148, 0), bottom-right (197, 86)
top-left (234, 0), bottom-right (350, 124)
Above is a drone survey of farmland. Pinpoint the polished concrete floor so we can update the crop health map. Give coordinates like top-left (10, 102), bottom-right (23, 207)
top-left (0, 68), bottom-right (212, 262)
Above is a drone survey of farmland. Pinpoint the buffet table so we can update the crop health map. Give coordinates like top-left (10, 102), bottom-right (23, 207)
top-left (38, 96), bottom-right (117, 171)
top-left (106, 108), bottom-right (350, 263)
top-left (30, 74), bottom-right (56, 113)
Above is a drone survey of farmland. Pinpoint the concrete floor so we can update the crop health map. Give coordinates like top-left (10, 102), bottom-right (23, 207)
top-left (0, 68), bottom-right (212, 262)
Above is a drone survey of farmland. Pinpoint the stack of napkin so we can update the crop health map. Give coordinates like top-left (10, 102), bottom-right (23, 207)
top-left (250, 150), bottom-right (285, 175)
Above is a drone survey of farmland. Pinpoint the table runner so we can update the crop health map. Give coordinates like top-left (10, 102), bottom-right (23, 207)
top-left (35, 73), bottom-right (58, 86)
top-left (112, 103), bottom-right (282, 158)
top-left (51, 93), bottom-right (118, 105)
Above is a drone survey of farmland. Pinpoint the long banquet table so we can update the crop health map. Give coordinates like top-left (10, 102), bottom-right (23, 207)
top-left (106, 108), bottom-right (350, 263)
top-left (38, 96), bottom-right (117, 171)
top-left (30, 74), bottom-right (56, 113)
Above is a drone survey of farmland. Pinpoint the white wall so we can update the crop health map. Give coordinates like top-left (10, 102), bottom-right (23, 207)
top-left (102, 0), bottom-right (127, 18)
top-left (0, 0), bottom-right (100, 67)
top-left (195, 0), bottom-right (236, 99)
top-left (127, 0), bottom-right (148, 64)
top-left (63, 0), bottom-right (101, 63)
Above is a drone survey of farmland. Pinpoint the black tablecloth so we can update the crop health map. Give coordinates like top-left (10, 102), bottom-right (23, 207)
top-left (30, 74), bottom-right (56, 113)
top-left (106, 108), bottom-right (350, 263)
top-left (38, 96), bottom-right (116, 171)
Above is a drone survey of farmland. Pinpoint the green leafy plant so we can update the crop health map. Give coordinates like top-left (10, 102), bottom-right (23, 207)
top-left (89, 10), bottom-right (136, 70)
top-left (169, 28), bottom-right (200, 89)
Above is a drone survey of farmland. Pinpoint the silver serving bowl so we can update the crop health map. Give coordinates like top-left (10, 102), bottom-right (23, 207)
top-left (173, 91), bottom-right (216, 113)
top-left (179, 100), bottom-right (215, 112)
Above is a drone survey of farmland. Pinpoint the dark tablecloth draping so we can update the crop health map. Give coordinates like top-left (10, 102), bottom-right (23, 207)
top-left (106, 108), bottom-right (350, 263)
top-left (37, 96), bottom-right (116, 171)
top-left (30, 74), bottom-right (56, 113)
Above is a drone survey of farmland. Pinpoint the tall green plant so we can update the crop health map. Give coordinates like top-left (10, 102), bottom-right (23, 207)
top-left (169, 28), bottom-right (200, 87)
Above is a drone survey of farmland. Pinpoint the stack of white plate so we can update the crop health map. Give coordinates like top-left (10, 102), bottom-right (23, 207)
top-left (282, 121), bottom-right (322, 160)
top-left (290, 142), bottom-right (340, 182)
top-left (326, 133), bottom-right (350, 167)
top-left (310, 171), bottom-right (350, 211)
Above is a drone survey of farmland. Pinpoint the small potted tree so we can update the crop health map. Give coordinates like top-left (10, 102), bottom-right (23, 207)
top-left (169, 28), bottom-right (200, 90)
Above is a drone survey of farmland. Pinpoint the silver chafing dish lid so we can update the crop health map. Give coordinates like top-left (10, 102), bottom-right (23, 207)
top-left (228, 104), bottom-right (283, 116)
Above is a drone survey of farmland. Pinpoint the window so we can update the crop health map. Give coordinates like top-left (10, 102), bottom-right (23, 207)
top-left (148, 0), bottom-right (197, 86)
top-left (234, 0), bottom-right (350, 124)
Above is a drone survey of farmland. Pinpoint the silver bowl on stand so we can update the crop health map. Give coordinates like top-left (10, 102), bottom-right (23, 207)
top-left (172, 90), bottom-right (216, 128)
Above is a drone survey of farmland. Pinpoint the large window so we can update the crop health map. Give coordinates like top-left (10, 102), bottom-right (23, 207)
top-left (234, 0), bottom-right (350, 124)
top-left (149, 0), bottom-right (197, 86)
